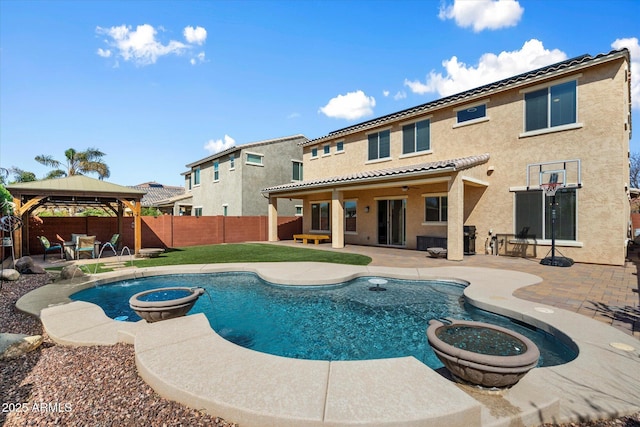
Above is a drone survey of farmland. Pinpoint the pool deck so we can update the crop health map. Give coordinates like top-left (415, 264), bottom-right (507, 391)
top-left (15, 246), bottom-right (640, 427)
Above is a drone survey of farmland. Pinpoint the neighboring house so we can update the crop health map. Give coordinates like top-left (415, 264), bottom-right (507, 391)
top-left (129, 182), bottom-right (185, 213)
top-left (183, 134), bottom-right (307, 216)
top-left (264, 49), bottom-right (632, 266)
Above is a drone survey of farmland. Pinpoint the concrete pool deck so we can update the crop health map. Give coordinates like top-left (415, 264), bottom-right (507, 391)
top-left (16, 260), bottom-right (640, 427)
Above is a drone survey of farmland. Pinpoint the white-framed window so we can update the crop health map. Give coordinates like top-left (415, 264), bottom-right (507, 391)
top-left (311, 201), bottom-right (330, 231)
top-left (194, 207), bottom-right (203, 217)
top-left (515, 189), bottom-right (577, 241)
top-left (323, 144), bottom-right (331, 156)
top-left (229, 154), bottom-right (235, 170)
top-left (524, 80), bottom-right (577, 132)
top-left (345, 200), bottom-right (357, 233)
top-left (186, 174), bottom-right (192, 190)
top-left (423, 194), bottom-right (447, 223)
top-left (295, 205), bottom-right (303, 216)
top-left (402, 119), bottom-right (430, 155)
top-left (213, 161), bottom-right (219, 181)
top-left (292, 160), bottom-right (303, 181)
top-left (367, 129), bottom-right (391, 161)
top-left (246, 152), bottom-right (264, 166)
top-left (456, 103), bottom-right (487, 124)
top-left (336, 141), bottom-right (344, 153)
top-left (311, 147), bottom-right (318, 158)
top-left (193, 167), bottom-right (201, 186)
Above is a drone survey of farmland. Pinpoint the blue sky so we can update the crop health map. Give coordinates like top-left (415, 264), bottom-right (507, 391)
top-left (1, 0), bottom-right (639, 187)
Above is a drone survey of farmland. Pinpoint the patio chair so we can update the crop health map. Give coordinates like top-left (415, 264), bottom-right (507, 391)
top-left (38, 236), bottom-right (63, 261)
top-left (101, 233), bottom-right (120, 256)
top-left (76, 236), bottom-right (96, 259)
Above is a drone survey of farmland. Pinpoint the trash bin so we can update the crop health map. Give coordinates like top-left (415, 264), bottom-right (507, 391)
top-left (464, 225), bottom-right (476, 255)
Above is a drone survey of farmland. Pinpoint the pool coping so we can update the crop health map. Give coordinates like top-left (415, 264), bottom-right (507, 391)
top-left (17, 262), bottom-right (640, 427)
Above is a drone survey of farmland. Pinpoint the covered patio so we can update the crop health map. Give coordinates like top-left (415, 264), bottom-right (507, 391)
top-left (263, 154), bottom-right (490, 261)
top-left (4, 175), bottom-right (146, 258)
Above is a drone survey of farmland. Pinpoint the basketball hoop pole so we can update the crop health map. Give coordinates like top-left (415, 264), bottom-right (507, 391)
top-left (540, 175), bottom-right (573, 267)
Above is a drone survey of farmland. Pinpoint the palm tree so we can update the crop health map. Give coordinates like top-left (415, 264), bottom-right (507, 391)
top-left (35, 148), bottom-right (110, 180)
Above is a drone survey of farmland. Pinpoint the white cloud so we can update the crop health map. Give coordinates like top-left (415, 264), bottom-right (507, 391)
top-left (287, 112), bottom-right (301, 119)
top-left (612, 37), bottom-right (640, 109)
top-left (319, 90), bottom-right (376, 120)
top-left (184, 26), bottom-right (207, 45)
top-left (190, 52), bottom-right (206, 65)
top-left (394, 91), bottom-right (407, 100)
top-left (96, 24), bottom-right (207, 66)
top-left (204, 135), bottom-right (236, 154)
top-left (383, 90), bottom-right (390, 97)
top-left (405, 39), bottom-right (567, 97)
top-left (438, 0), bottom-right (524, 32)
top-left (96, 48), bottom-right (112, 58)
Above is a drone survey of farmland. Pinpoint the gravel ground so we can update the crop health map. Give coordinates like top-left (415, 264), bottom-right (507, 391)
top-left (1, 273), bottom-right (638, 427)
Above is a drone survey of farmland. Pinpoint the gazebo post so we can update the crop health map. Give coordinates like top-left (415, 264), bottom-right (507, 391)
top-left (134, 200), bottom-right (142, 255)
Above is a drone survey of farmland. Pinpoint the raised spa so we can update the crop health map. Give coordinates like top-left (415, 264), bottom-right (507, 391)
top-left (427, 319), bottom-right (540, 388)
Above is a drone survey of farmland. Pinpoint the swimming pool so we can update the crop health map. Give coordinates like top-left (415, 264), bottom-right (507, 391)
top-left (71, 272), bottom-right (577, 369)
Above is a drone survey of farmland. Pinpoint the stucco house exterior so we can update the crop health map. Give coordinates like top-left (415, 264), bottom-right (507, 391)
top-left (264, 49), bottom-right (632, 266)
top-left (183, 134), bottom-right (307, 217)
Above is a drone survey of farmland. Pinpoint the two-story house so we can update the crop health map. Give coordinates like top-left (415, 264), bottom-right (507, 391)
top-left (264, 49), bottom-right (632, 265)
top-left (183, 134), bottom-right (307, 217)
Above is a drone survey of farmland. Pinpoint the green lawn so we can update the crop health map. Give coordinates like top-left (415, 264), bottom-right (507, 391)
top-left (84, 243), bottom-right (371, 272)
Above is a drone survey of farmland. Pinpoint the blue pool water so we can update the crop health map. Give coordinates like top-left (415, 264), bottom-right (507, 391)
top-left (71, 272), bottom-right (577, 369)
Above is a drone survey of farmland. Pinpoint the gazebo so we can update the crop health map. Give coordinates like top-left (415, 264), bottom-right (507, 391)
top-left (5, 175), bottom-right (146, 258)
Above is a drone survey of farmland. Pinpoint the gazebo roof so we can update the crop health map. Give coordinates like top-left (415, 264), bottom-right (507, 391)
top-left (6, 175), bottom-right (146, 199)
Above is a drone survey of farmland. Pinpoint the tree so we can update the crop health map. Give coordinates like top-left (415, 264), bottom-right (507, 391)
top-left (631, 152), bottom-right (640, 189)
top-left (35, 148), bottom-right (110, 180)
top-left (8, 167), bottom-right (37, 183)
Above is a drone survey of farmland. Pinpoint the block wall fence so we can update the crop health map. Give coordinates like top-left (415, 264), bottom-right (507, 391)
top-left (24, 215), bottom-right (302, 255)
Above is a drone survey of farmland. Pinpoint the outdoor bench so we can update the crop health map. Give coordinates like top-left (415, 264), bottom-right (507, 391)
top-left (293, 234), bottom-right (330, 245)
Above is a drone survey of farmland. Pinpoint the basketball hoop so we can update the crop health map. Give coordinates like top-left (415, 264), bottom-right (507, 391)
top-left (541, 183), bottom-right (560, 197)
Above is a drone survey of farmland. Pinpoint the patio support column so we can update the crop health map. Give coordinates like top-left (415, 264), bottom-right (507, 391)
top-left (331, 189), bottom-right (344, 248)
top-left (447, 172), bottom-right (464, 261)
top-left (268, 196), bottom-right (278, 242)
top-left (133, 200), bottom-right (142, 255)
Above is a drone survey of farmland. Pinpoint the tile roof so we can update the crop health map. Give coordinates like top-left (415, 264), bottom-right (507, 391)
top-left (302, 48), bottom-right (630, 146)
top-left (263, 153), bottom-right (490, 194)
top-left (129, 182), bottom-right (185, 207)
top-left (185, 134), bottom-right (307, 168)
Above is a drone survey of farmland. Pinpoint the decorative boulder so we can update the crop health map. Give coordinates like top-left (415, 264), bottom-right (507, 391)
top-left (1, 268), bottom-right (20, 281)
top-left (0, 333), bottom-right (44, 360)
top-left (15, 256), bottom-right (46, 274)
top-left (60, 264), bottom-right (85, 280)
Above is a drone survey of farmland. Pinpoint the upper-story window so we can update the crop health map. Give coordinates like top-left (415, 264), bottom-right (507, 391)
top-left (457, 104), bottom-right (487, 124)
top-left (402, 119), bottom-right (430, 155)
top-left (213, 161), bottom-right (219, 181)
top-left (311, 147), bottom-right (318, 158)
top-left (336, 141), bottom-right (344, 153)
top-left (193, 167), bottom-right (200, 186)
top-left (229, 154), bottom-right (235, 170)
top-left (246, 152), bottom-right (264, 166)
top-left (367, 129), bottom-right (390, 161)
top-left (186, 174), bottom-right (192, 190)
top-left (524, 80), bottom-right (577, 132)
top-left (292, 160), bottom-right (303, 181)
top-left (323, 145), bottom-right (331, 156)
